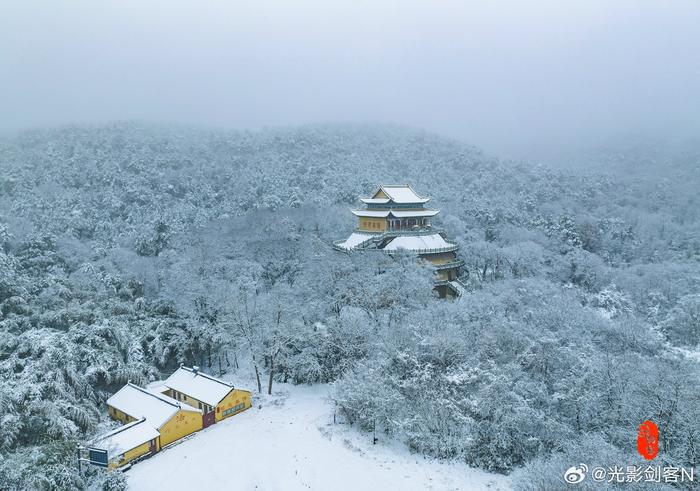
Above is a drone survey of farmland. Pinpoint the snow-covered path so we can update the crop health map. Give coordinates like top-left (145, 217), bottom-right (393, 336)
top-left (127, 384), bottom-right (510, 491)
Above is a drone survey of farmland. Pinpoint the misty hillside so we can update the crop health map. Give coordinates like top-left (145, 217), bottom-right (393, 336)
top-left (1, 123), bottom-right (699, 490)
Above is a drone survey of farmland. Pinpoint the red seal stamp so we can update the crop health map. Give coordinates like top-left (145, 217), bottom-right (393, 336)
top-left (637, 420), bottom-right (659, 460)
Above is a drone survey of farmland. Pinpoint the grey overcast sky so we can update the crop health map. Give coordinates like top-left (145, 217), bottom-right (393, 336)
top-left (1, 0), bottom-right (699, 159)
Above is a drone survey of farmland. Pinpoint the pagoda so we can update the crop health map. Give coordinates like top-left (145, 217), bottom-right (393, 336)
top-left (334, 184), bottom-right (465, 298)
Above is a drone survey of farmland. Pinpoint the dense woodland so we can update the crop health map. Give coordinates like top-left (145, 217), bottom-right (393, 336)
top-left (0, 123), bottom-right (699, 490)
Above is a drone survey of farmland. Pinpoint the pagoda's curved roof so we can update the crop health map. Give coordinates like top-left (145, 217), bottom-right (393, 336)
top-left (360, 198), bottom-right (391, 204)
top-left (351, 209), bottom-right (439, 218)
top-left (361, 184), bottom-right (430, 204)
top-left (391, 209), bottom-right (439, 218)
top-left (383, 234), bottom-right (454, 251)
top-left (334, 232), bottom-right (374, 251)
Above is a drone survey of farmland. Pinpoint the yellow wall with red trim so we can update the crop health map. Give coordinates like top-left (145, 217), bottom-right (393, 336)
top-left (159, 409), bottom-right (202, 447)
top-left (216, 389), bottom-right (252, 422)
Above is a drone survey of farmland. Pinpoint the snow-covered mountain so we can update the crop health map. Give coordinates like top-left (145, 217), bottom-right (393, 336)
top-left (0, 123), bottom-right (698, 490)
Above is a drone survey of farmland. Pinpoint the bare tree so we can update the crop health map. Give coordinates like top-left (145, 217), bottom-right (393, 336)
top-left (226, 289), bottom-right (263, 394)
top-left (265, 302), bottom-right (295, 395)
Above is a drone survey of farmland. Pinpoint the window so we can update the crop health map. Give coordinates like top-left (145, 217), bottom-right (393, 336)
top-left (222, 403), bottom-right (246, 417)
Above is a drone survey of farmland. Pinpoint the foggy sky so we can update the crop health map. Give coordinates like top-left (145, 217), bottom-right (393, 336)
top-left (2, 0), bottom-right (699, 160)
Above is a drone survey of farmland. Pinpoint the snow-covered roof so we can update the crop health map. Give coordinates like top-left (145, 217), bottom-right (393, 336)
top-left (448, 280), bottom-right (467, 296)
top-left (164, 366), bottom-right (239, 407)
top-left (372, 185), bottom-right (430, 204)
top-left (352, 209), bottom-right (439, 218)
top-left (336, 233), bottom-right (374, 251)
top-left (92, 419), bottom-right (159, 458)
top-left (389, 209), bottom-right (439, 218)
top-left (106, 383), bottom-right (200, 429)
top-left (146, 381), bottom-right (169, 395)
top-left (383, 234), bottom-right (454, 252)
top-left (351, 209), bottom-right (391, 218)
top-left (359, 198), bottom-right (391, 204)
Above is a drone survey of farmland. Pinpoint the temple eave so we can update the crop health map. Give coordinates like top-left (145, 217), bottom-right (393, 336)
top-left (351, 209), bottom-right (439, 218)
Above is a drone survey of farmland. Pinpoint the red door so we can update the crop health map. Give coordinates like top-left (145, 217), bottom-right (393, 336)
top-left (203, 411), bottom-right (215, 428)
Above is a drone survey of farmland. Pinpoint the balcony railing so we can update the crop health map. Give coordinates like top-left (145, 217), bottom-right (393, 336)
top-left (409, 244), bottom-right (459, 254)
top-left (432, 259), bottom-right (465, 270)
top-left (354, 227), bottom-right (442, 237)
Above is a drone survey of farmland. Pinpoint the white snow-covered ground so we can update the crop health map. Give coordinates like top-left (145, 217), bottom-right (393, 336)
top-left (127, 384), bottom-right (510, 491)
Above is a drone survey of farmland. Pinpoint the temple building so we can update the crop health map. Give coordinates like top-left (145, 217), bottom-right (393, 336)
top-left (334, 184), bottom-right (465, 298)
top-left (87, 367), bottom-right (252, 470)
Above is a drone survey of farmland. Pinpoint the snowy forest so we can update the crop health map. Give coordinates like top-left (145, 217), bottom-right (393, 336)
top-left (0, 122), bottom-right (699, 490)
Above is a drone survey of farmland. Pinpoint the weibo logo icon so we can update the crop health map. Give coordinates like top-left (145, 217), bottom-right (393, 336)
top-left (637, 420), bottom-right (659, 460)
top-left (564, 464), bottom-right (588, 484)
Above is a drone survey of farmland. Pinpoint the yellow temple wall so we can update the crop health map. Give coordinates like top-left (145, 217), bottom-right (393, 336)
top-left (422, 252), bottom-right (456, 264)
top-left (358, 217), bottom-right (387, 232)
